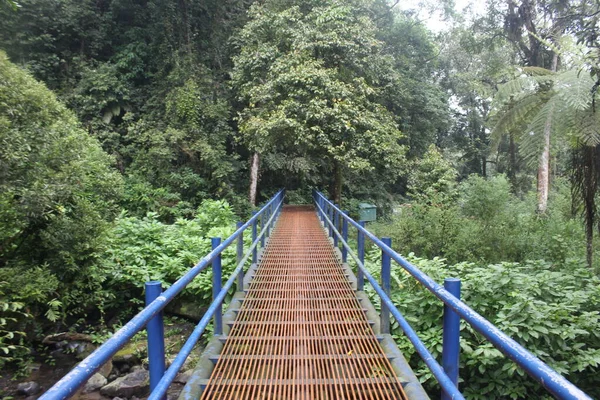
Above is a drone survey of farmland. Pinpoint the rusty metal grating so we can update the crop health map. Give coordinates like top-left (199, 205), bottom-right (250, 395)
top-left (200, 205), bottom-right (408, 400)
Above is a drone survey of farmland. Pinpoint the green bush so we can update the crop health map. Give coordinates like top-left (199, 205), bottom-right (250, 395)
top-left (371, 175), bottom-right (585, 265)
top-left (363, 253), bottom-right (600, 399)
top-left (100, 199), bottom-right (245, 311)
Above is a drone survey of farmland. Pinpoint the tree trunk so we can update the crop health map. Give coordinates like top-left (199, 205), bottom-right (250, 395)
top-left (508, 134), bottom-right (517, 184)
top-left (249, 152), bottom-right (260, 207)
top-left (537, 122), bottom-right (551, 213)
top-left (333, 161), bottom-right (343, 205)
top-left (536, 52), bottom-right (558, 214)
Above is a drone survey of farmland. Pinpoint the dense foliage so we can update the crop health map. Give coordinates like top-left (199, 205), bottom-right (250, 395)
top-left (360, 252), bottom-right (600, 399)
top-left (1, 0), bottom-right (600, 397)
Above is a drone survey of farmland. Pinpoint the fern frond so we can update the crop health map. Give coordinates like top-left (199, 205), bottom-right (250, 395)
top-left (489, 93), bottom-right (545, 153)
top-left (520, 95), bottom-right (562, 168)
top-left (556, 69), bottom-right (595, 112)
top-left (522, 66), bottom-right (554, 76)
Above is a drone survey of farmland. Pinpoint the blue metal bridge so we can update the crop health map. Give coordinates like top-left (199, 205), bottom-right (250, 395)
top-left (39, 190), bottom-right (592, 400)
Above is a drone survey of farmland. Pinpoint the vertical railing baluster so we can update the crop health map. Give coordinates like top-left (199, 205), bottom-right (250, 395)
top-left (342, 211), bottom-right (348, 263)
top-left (328, 204), bottom-right (334, 238)
top-left (145, 281), bottom-right (165, 398)
top-left (442, 278), bottom-right (462, 400)
top-left (357, 221), bottom-right (365, 291)
top-left (252, 211), bottom-right (258, 264)
top-left (260, 209), bottom-right (266, 248)
top-left (211, 237), bottom-right (223, 336)
top-left (333, 205), bottom-right (339, 247)
top-left (381, 237), bottom-right (392, 334)
top-left (236, 222), bottom-right (244, 292)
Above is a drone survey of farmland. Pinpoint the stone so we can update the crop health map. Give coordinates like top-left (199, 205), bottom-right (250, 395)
top-left (100, 369), bottom-right (149, 398)
top-left (119, 363), bottom-right (130, 373)
top-left (174, 370), bottom-right (193, 384)
top-left (83, 373), bottom-right (108, 394)
top-left (17, 382), bottom-right (40, 396)
top-left (42, 332), bottom-right (93, 344)
top-left (131, 365), bottom-right (145, 372)
top-left (98, 359), bottom-right (113, 378)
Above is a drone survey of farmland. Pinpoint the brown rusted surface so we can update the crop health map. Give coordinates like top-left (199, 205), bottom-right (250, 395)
top-left (200, 205), bottom-right (408, 400)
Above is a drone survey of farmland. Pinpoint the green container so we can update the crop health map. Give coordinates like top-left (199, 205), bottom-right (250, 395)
top-left (358, 203), bottom-right (377, 222)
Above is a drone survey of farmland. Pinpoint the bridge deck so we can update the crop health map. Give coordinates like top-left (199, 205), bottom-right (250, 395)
top-left (200, 206), bottom-right (408, 400)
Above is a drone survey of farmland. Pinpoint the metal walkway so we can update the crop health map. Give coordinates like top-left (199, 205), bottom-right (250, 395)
top-left (200, 206), bottom-right (408, 400)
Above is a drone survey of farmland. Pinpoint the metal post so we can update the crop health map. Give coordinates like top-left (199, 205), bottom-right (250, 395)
top-left (260, 211), bottom-right (266, 248)
top-left (236, 222), bottom-right (244, 291)
top-left (357, 221), bottom-right (365, 291)
top-left (211, 237), bottom-right (223, 336)
top-left (342, 211), bottom-right (348, 262)
top-left (442, 278), bottom-right (461, 400)
top-left (145, 281), bottom-right (165, 396)
top-left (333, 205), bottom-right (339, 247)
top-left (381, 237), bottom-right (392, 334)
top-left (252, 211), bottom-right (258, 264)
top-left (328, 204), bottom-right (334, 238)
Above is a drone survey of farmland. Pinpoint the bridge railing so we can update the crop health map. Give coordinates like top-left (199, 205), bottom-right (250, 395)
top-left (313, 190), bottom-right (591, 400)
top-left (41, 190), bottom-right (285, 400)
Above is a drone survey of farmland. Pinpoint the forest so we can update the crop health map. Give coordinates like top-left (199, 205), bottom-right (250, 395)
top-left (0, 0), bottom-right (599, 398)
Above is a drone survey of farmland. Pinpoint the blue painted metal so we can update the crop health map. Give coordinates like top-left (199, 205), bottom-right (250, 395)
top-left (442, 278), bottom-right (461, 400)
top-left (314, 200), bottom-right (464, 399)
top-left (145, 281), bottom-right (165, 397)
top-left (260, 211), bottom-right (266, 248)
top-left (333, 205), bottom-right (339, 247)
top-left (357, 220), bottom-right (365, 291)
top-left (252, 211), bottom-right (258, 264)
top-left (148, 197), bottom-right (284, 400)
top-left (211, 237), bottom-right (223, 336)
top-left (342, 211), bottom-right (348, 263)
top-left (314, 191), bottom-right (592, 400)
top-left (236, 222), bottom-right (244, 291)
top-left (380, 237), bottom-right (392, 335)
top-left (40, 190), bottom-right (284, 400)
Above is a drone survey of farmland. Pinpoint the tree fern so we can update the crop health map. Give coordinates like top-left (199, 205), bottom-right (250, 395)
top-left (491, 64), bottom-right (600, 268)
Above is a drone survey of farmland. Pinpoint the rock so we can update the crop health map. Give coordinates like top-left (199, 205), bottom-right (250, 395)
top-left (174, 369), bottom-right (193, 384)
top-left (113, 343), bottom-right (144, 364)
top-left (98, 359), bottom-right (113, 378)
top-left (119, 363), bottom-right (130, 373)
top-left (131, 365), bottom-right (145, 372)
top-left (42, 332), bottom-right (93, 344)
top-left (83, 373), bottom-right (108, 393)
top-left (17, 382), bottom-right (40, 396)
top-left (112, 398), bottom-right (126, 400)
top-left (100, 369), bottom-right (149, 398)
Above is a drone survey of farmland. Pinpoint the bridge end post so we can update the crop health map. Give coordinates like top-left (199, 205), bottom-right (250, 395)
top-left (145, 281), bottom-right (165, 397)
top-left (211, 237), bottom-right (223, 336)
top-left (380, 237), bottom-right (392, 334)
top-left (442, 278), bottom-right (461, 400)
top-left (236, 222), bottom-right (244, 291)
top-left (357, 221), bottom-right (365, 291)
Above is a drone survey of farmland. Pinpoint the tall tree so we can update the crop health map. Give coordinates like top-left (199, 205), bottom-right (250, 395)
top-left (232, 0), bottom-right (406, 204)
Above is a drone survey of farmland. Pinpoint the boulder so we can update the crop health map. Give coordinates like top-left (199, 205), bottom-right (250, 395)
top-left (83, 373), bottom-right (107, 394)
top-left (17, 382), bottom-right (40, 396)
top-left (174, 369), bottom-right (193, 384)
top-left (100, 369), bottom-right (149, 398)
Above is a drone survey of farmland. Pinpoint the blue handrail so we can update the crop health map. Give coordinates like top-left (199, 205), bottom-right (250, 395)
top-left (40, 190), bottom-right (285, 400)
top-left (313, 190), bottom-right (592, 400)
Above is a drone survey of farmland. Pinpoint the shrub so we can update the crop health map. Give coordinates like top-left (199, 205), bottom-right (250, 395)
top-left (364, 253), bottom-right (600, 399)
